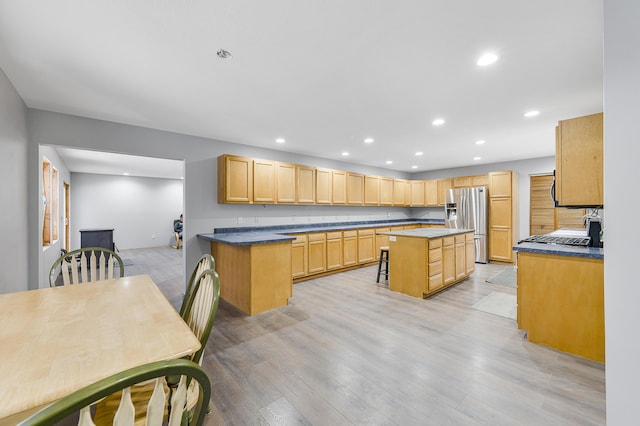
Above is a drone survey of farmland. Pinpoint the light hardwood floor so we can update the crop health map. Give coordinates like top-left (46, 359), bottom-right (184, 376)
top-left (120, 246), bottom-right (606, 426)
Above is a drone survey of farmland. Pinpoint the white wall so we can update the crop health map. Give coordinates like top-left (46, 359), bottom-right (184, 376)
top-left (603, 1), bottom-right (639, 423)
top-left (70, 173), bottom-right (183, 250)
top-left (0, 68), bottom-right (29, 293)
top-left (412, 156), bottom-right (557, 241)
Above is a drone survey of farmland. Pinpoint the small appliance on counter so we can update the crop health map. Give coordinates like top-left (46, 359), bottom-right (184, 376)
top-left (585, 208), bottom-right (603, 247)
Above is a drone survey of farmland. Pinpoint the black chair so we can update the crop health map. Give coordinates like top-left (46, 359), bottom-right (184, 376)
top-left (376, 246), bottom-right (389, 283)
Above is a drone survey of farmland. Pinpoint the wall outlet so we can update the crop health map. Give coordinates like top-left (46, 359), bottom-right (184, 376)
top-left (387, 212), bottom-right (391, 217)
top-left (237, 217), bottom-right (243, 224)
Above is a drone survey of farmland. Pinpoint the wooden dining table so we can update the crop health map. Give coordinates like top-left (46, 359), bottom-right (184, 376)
top-left (0, 274), bottom-right (201, 425)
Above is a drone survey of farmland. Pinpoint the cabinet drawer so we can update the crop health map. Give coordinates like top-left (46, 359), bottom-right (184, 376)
top-left (343, 230), bottom-right (357, 238)
top-left (428, 239), bottom-right (442, 249)
top-left (429, 261), bottom-right (442, 276)
top-left (290, 234), bottom-right (307, 244)
top-left (358, 229), bottom-right (374, 237)
top-left (443, 237), bottom-right (455, 247)
top-left (455, 235), bottom-right (466, 244)
top-left (466, 233), bottom-right (475, 242)
top-left (326, 231), bottom-right (342, 240)
top-left (428, 273), bottom-right (443, 291)
top-left (308, 233), bottom-right (326, 242)
top-left (428, 248), bottom-right (442, 262)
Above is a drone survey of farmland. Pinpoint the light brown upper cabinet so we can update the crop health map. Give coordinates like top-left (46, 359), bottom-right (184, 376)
top-left (347, 172), bottom-right (364, 205)
top-left (471, 174), bottom-right (489, 187)
top-left (393, 179), bottom-right (407, 206)
top-left (332, 170), bottom-right (347, 205)
top-left (425, 180), bottom-right (438, 207)
top-left (315, 168), bottom-right (332, 204)
top-left (296, 165), bottom-right (315, 204)
top-left (379, 177), bottom-right (394, 206)
top-left (218, 154), bottom-right (253, 203)
top-left (410, 180), bottom-right (426, 206)
top-left (364, 175), bottom-right (381, 205)
top-left (453, 176), bottom-right (471, 188)
top-left (555, 112), bottom-right (603, 207)
top-left (488, 171), bottom-right (512, 197)
top-left (276, 162), bottom-right (296, 204)
top-left (253, 159), bottom-right (276, 204)
top-left (437, 179), bottom-right (452, 206)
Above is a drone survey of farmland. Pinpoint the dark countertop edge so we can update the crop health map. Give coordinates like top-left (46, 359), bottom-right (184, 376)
top-left (197, 219), bottom-right (445, 246)
top-left (213, 219), bottom-right (444, 234)
top-left (513, 243), bottom-right (604, 260)
top-left (378, 228), bottom-right (475, 238)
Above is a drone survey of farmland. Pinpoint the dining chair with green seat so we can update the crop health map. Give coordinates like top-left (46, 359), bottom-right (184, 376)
top-left (49, 247), bottom-right (125, 287)
top-left (94, 268), bottom-right (221, 424)
top-left (179, 254), bottom-right (215, 317)
top-left (17, 358), bottom-right (211, 426)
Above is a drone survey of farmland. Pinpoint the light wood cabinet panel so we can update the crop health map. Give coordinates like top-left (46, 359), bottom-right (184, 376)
top-left (296, 165), bottom-right (315, 204)
top-left (380, 177), bottom-right (393, 206)
top-left (488, 228), bottom-right (513, 262)
top-left (253, 159), bottom-right (276, 204)
top-left (357, 229), bottom-right (375, 264)
top-left (315, 168), bottom-right (332, 204)
top-left (393, 179), bottom-right (408, 206)
top-left (555, 112), bottom-right (603, 207)
top-left (343, 231), bottom-right (358, 267)
top-left (332, 170), bottom-right (347, 205)
top-left (375, 228), bottom-right (390, 251)
top-left (425, 180), bottom-right (438, 206)
top-left (276, 162), bottom-right (296, 204)
top-left (290, 235), bottom-right (308, 279)
top-left (307, 233), bottom-right (326, 274)
top-left (347, 172), bottom-right (364, 205)
top-left (465, 234), bottom-right (475, 275)
top-left (455, 235), bottom-right (466, 280)
top-left (471, 174), bottom-right (489, 187)
top-left (489, 197), bottom-right (512, 228)
top-left (489, 171), bottom-right (512, 197)
top-left (217, 155), bottom-right (253, 203)
top-left (442, 239), bottom-right (455, 285)
top-left (326, 232), bottom-right (343, 270)
top-left (453, 176), bottom-right (471, 188)
top-left (410, 180), bottom-right (426, 206)
top-left (556, 208), bottom-right (586, 230)
top-left (437, 179), bottom-right (452, 206)
top-left (364, 175), bottom-right (381, 205)
top-left (529, 174), bottom-right (586, 235)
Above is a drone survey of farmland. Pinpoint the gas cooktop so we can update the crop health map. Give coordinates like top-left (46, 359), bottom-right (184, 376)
top-left (519, 235), bottom-right (591, 246)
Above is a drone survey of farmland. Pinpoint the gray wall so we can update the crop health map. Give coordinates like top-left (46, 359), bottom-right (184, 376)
top-left (70, 173), bottom-right (183, 250)
top-left (0, 68), bottom-right (28, 293)
top-left (604, 0), bottom-right (639, 422)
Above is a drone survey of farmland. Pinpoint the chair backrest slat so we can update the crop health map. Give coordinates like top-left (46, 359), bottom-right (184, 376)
top-left (182, 269), bottom-right (220, 365)
top-left (113, 387), bottom-right (135, 425)
top-left (49, 247), bottom-right (125, 287)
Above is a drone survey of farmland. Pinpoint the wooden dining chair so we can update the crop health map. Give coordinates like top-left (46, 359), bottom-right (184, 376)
top-left (49, 247), bottom-right (125, 287)
top-left (94, 269), bottom-right (221, 424)
top-left (179, 254), bottom-right (215, 317)
top-left (17, 359), bottom-right (211, 426)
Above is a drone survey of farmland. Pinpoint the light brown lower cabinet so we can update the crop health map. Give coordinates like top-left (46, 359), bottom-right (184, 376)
top-left (326, 232), bottom-right (343, 270)
top-left (290, 234), bottom-right (308, 279)
top-left (442, 237), bottom-right (455, 285)
top-left (455, 235), bottom-right (466, 281)
top-left (343, 230), bottom-right (358, 267)
top-left (307, 233), bottom-right (326, 274)
top-left (465, 233), bottom-right (475, 275)
top-left (357, 229), bottom-right (375, 264)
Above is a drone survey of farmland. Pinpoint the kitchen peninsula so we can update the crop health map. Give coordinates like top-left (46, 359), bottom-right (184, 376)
top-left (380, 228), bottom-right (476, 298)
top-left (514, 241), bottom-right (604, 362)
top-left (198, 219), bottom-right (445, 315)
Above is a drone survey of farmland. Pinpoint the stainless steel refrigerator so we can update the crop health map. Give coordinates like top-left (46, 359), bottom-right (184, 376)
top-left (444, 186), bottom-right (488, 263)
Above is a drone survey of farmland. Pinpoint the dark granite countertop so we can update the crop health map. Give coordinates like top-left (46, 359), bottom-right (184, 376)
top-left (378, 228), bottom-right (474, 239)
top-left (198, 219), bottom-right (445, 246)
top-left (513, 242), bottom-right (604, 259)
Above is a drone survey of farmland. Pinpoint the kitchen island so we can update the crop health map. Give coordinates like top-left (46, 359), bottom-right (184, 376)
top-left (380, 228), bottom-right (476, 298)
top-left (514, 241), bottom-right (604, 362)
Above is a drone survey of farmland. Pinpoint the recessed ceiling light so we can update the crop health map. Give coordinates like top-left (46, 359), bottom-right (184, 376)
top-left (216, 49), bottom-right (232, 59)
top-left (473, 156), bottom-right (482, 161)
top-left (415, 151), bottom-right (423, 156)
top-left (411, 165), bottom-right (418, 169)
top-left (524, 110), bottom-right (540, 118)
top-left (385, 160), bottom-right (393, 165)
top-left (432, 118), bottom-right (445, 126)
top-left (341, 152), bottom-right (349, 156)
top-left (475, 140), bottom-right (486, 145)
top-left (275, 138), bottom-right (285, 144)
top-left (364, 138), bottom-right (374, 144)
top-left (477, 53), bottom-right (498, 66)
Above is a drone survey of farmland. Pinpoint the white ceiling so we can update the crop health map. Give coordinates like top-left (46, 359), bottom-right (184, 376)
top-left (0, 0), bottom-right (603, 175)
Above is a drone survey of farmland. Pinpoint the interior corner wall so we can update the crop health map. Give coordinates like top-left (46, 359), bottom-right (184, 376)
top-left (604, 0), bottom-right (639, 423)
top-left (0, 67), bottom-right (29, 294)
top-left (70, 173), bottom-right (183, 250)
